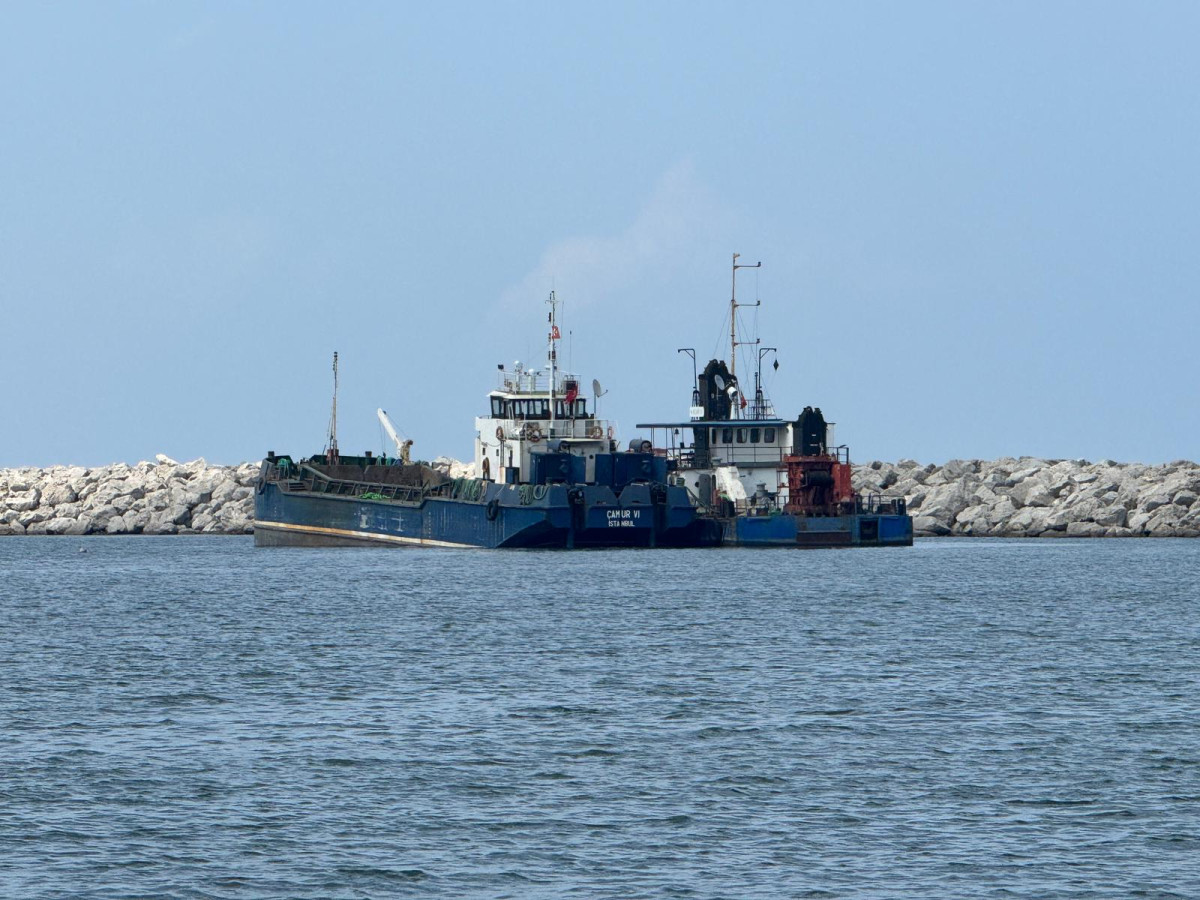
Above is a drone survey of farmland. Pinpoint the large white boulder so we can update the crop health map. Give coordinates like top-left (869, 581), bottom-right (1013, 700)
top-left (6, 489), bottom-right (40, 512)
top-left (1010, 477), bottom-right (1054, 508)
top-left (912, 515), bottom-right (951, 536)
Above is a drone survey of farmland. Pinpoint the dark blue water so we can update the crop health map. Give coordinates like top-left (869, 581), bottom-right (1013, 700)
top-left (2, 537), bottom-right (1198, 899)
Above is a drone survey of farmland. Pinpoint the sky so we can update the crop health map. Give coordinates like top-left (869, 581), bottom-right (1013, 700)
top-left (2, 2), bottom-right (1197, 467)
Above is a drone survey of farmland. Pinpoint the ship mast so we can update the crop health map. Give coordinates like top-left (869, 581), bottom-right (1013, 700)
top-left (730, 252), bottom-right (761, 379)
top-left (547, 290), bottom-right (559, 434)
top-left (328, 351), bottom-right (340, 464)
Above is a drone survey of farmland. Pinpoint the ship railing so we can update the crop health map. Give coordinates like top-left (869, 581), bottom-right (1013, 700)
top-left (490, 418), bottom-right (614, 443)
top-left (856, 492), bottom-right (907, 515)
top-left (277, 463), bottom-right (432, 504)
top-left (656, 445), bottom-right (790, 471)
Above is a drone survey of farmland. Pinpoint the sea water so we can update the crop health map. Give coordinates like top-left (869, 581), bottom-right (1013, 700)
top-left (2, 537), bottom-right (1198, 899)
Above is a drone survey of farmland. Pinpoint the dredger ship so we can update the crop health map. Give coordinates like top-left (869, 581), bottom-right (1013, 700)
top-left (253, 293), bottom-right (721, 548)
top-left (255, 258), bottom-right (912, 549)
top-left (636, 254), bottom-right (912, 547)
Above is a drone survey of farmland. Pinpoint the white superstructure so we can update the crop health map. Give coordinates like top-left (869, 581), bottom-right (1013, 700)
top-left (473, 292), bottom-right (616, 483)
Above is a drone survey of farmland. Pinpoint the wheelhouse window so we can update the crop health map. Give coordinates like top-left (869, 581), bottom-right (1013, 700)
top-left (750, 428), bottom-right (760, 443)
top-left (765, 427), bottom-right (776, 443)
top-left (736, 428), bottom-right (746, 443)
top-left (721, 427), bottom-right (733, 444)
top-left (490, 397), bottom-right (504, 417)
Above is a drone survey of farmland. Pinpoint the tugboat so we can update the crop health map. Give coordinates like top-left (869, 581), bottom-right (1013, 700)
top-left (253, 294), bottom-right (721, 548)
top-left (635, 255), bottom-right (913, 547)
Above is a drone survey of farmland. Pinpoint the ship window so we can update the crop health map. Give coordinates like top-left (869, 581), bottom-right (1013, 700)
top-left (736, 428), bottom-right (746, 443)
top-left (537, 400), bottom-right (549, 417)
top-left (750, 428), bottom-right (760, 443)
top-left (721, 427), bottom-right (732, 444)
top-left (491, 398), bottom-right (503, 417)
top-left (575, 399), bottom-right (586, 416)
top-left (765, 427), bottom-right (776, 443)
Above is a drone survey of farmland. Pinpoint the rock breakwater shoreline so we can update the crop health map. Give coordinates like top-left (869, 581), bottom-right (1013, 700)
top-left (2, 455), bottom-right (1197, 538)
top-left (0, 456), bottom-right (258, 536)
top-left (853, 457), bottom-right (1200, 538)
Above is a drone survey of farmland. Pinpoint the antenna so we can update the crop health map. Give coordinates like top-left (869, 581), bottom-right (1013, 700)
top-left (677, 348), bottom-right (699, 406)
top-left (547, 290), bottom-right (560, 433)
top-left (328, 351), bottom-right (340, 464)
top-left (592, 378), bottom-right (607, 419)
top-left (755, 346), bottom-right (777, 419)
top-left (730, 253), bottom-right (761, 380)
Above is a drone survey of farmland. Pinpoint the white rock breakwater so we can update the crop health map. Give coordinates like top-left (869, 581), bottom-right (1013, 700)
top-left (2, 455), bottom-right (1197, 537)
top-left (0, 456), bottom-right (259, 536)
top-left (853, 457), bottom-right (1200, 537)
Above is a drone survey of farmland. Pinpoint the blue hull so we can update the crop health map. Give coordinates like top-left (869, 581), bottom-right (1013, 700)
top-left (254, 479), bottom-right (721, 549)
top-left (722, 513), bottom-right (914, 547)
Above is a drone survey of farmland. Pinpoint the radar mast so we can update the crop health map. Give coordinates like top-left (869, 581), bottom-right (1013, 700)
top-left (730, 252), bottom-right (761, 379)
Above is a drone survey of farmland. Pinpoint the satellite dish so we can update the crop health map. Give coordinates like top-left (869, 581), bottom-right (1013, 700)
top-left (592, 378), bottom-right (607, 397)
top-left (713, 373), bottom-right (726, 390)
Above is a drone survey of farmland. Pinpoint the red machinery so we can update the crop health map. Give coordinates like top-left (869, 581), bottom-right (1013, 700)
top-left (782, 406), bottom-right (856, 516)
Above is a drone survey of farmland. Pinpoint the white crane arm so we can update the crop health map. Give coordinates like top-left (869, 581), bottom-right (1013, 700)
top-left (377, 408), bottom-right (405, 456)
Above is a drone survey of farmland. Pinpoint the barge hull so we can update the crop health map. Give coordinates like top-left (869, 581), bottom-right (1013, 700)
top-left (253, 478), bottom-right (720, 550)
top-left (720, 513), bottom-right (913, 548)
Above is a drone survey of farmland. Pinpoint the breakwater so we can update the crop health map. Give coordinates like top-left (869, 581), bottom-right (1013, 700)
top-left (853, 457), bottom-right (1200, 537)
top-left (1, 455), bottom-right (1197, 537)
top-left (0, 456), bottom-right (259, 536)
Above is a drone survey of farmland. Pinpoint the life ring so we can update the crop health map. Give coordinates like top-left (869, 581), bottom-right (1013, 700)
top-left (495, 426), bottom-right (505, 442)
top-left (606, 426), bottom-right (614, 440)
top-left (587, 424), bottom-right (602, 439)
top-left (485, 498), bottom-right (500, 520)
top-left (526, 424), bottom-right (542, 443)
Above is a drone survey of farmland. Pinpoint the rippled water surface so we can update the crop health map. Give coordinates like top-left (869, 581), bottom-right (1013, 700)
top-left (2, 537), bottom-right (1199, 898)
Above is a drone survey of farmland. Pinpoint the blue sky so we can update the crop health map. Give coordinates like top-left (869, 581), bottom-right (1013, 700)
top-left (2, 2), bottom-right (1197, 466)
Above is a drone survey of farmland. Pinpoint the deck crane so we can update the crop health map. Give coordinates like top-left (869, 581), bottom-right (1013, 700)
top-left (376, 408), bottom-right (412, 464)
